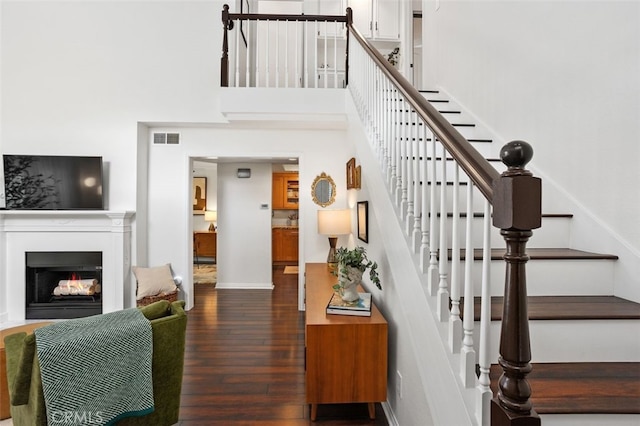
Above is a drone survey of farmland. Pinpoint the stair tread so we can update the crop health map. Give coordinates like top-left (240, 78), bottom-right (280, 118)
top-left (466, 295), bottom-right (640, 320)
top-left (451, 247), bottom-right (619, 260)
top-left (490, 362), bottom-right (640, 414)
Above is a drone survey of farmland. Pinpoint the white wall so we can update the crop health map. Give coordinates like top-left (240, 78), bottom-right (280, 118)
top-left (146, 122), bottom-right (352, 309)
top-left (216, 162), bottom-right (272, 288)
top-left (421, 0), bottom-right (640, 252)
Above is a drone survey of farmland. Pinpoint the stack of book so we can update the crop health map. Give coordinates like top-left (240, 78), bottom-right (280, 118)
top-left (326, 292), bottom-right (372, 317)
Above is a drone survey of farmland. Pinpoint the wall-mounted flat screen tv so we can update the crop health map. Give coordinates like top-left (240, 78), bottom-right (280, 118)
top-left (2, 155), bottom-right (104, 210)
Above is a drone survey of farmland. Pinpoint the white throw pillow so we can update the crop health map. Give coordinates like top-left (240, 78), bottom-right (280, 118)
top-left (133, 264), bottom-right (177, 300)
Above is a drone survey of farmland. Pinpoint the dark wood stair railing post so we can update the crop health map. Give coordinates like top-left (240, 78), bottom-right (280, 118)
top-left (221, 4), bottom-right (234, 87)
top-left (491, 140), bottom-right (542, 426)
top-left (345, 7), bottom-right (352, 87)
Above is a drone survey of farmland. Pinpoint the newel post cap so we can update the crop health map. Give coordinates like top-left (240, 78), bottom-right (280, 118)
top-left (492, 141), bottom-right (542, 230)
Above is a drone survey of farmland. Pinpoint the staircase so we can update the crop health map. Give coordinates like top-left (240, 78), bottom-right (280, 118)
top-left (420, 89), bottom-right (640, 425)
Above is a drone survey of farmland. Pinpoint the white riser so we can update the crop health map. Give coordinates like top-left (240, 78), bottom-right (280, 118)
top-left (473, 319), bottom-right (640, 363)
top-left (401, 215), bottom-right (571, 249)
top-left (458, 258), bottom-right (616, 296)
top-left (540, 414), bottom-right (640, 426)
top-left (388, 182), bottom-right (492, 214)
top-left (396, 120), bottom-right (492, 142)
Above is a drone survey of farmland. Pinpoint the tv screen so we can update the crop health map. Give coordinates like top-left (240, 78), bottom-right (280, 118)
top-left (3, 155), bottom-right (104, 210)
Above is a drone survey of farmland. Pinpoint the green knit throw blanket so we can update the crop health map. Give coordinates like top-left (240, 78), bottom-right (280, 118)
top-left (35, 308), bottom-right (154, 426)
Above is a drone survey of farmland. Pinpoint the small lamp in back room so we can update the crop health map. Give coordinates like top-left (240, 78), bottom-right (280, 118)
top-left (205, 210), bottom-right (217, 231)
top-left (317, 209), bottom-right (351, 272)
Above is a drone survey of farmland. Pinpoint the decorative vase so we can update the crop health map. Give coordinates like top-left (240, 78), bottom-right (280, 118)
top-left (337, 265), bottom-right (363, 302)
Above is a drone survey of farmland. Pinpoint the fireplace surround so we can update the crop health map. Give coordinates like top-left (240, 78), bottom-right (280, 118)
top-left (0, 210), bottom-right (134, 323)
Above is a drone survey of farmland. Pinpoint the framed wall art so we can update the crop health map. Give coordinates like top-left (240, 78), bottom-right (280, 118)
top-left (193, 177), bottom-right (207, 214)
top-left (346, 157), bottom-right (356, 189)
top-left (357, 201), bottom-right (369, 243)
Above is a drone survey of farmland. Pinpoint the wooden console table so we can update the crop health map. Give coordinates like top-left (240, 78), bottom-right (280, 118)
top-left (194, 231), bottom-right (216, 260)
top-left (304, 263), bottom-right (388, 421)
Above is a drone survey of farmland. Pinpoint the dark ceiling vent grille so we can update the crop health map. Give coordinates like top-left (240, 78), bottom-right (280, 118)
top-left (153, 132), bottom-right (180, 145)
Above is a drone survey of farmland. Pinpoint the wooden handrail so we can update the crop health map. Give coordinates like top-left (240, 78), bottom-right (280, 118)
top-left (226, 12), bottom-right (347, 23)
top-left (346, 10), bottom-right (499, 202)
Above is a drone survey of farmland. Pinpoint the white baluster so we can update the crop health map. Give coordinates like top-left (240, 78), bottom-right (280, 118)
top-left (234, 19), bottom-right (240, 87)
top-left (323, 22), bottom-right (328, 88)
top-left (400, 101), bottom-right (409, 216)
top-left (461, 183), bottom-right (476, 387)
top-left (476, 198), bottom-right (492, 426)
top-left (245, 20), bottom-right (250, 87)
top-left (427, 137), bottom-right (439, 295)
top-left (437, 145), bottom-right (449, 322)
top-left (383, 79), bottom-right (391, 176)
top-left (449, 163), bottom-right (462, 352)
top-left (333, 28), bottom-right (339, 88)
top-left (405, 108), bottom-right (415, 235)
top-left (420, 127), bottom-right (430, 273)
top-left (265, 20), bottom-right (270, 87)
top-left (389, 88), bottom-right (397, 191)
top-left (412, 113), bottom-right (422, 253)
top-left (256, 20), bottom-right (261, 87)
top-left (395, 100), bottom-right (403, 208)
top-left (275, 20), bottom-right (280, 88)
top-left (284, 20), bottom-right (288, 88)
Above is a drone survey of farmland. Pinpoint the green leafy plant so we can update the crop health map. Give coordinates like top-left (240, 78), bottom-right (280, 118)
top-left (333, 246), bottom-right (381, 290)
top-left (386, 47), bottom-right (400, 67)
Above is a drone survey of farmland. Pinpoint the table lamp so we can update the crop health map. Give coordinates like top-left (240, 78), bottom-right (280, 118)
top-left (317, 209), bottom-right (351, 271)
top-left (205, 210), bottom-right (217, 231)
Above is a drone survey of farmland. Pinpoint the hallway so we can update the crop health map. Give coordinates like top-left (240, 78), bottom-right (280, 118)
top-left (179, 265), bottom-right (388, 425)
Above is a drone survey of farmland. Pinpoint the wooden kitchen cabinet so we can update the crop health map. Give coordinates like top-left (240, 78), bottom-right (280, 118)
top-left (272, 172), bottom-right (299, 210)
top-left (272, 228), bottom-right (299, 262)
top-left (304, 263), bottom-right (388, 420)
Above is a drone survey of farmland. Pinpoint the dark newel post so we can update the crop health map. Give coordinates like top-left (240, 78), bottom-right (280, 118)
top-left (491, 141), bottom-right (542, 426)
top-left (345, 7), bottom-right (352, 87)
top-left (221, 4), bottom-right (231, 87)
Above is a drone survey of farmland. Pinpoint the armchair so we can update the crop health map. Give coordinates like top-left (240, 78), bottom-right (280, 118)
top-left (3, 300), bottom-right (187, 426)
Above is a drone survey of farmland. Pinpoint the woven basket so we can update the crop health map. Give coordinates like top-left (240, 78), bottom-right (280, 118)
top-left (136, 290), bottom-right (178, 307)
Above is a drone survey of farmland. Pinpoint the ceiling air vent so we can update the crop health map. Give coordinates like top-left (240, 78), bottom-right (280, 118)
top-left (153, 132), bottom-right (180, 145)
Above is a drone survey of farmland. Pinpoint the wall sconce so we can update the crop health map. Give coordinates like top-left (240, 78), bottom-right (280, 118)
top-left (205, 210), bottom-right (217, 231)
top-left (317, 209), bottom-right (351, 271)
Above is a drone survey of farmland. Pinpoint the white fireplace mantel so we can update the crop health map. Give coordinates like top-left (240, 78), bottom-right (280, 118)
top-left (0, 210), bottom-right (135, 323)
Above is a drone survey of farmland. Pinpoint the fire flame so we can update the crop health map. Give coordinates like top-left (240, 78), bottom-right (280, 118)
top-left (66, 273), bottom-right (83, 289)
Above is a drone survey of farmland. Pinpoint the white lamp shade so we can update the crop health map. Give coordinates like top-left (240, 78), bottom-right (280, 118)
top-left (317, 209), bottom-right (351, 236)
top-left (204, 210), bottom-right (217, 222)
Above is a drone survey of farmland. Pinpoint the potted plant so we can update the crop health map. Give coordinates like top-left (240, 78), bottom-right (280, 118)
top-left (333, 246), bottom-right (381, 302)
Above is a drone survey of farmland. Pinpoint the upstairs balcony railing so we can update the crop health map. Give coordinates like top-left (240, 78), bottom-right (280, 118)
top-left (221, 4), bottom-right (348, 88)
top-left (221, 5), bottom-right (542, 426)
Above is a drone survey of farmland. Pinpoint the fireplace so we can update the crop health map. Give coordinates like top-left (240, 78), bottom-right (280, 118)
top-left (0, 210), bottom-right (133, 323)
top-left (26, 251), bottom-right (103, 319)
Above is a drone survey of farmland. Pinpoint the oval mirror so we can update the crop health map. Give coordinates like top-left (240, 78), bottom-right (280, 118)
top-left (311, 172), bottom-right (336, 207)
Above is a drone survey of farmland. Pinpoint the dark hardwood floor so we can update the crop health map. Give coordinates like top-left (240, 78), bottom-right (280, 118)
top-left (178, 265), bottom-right (389, 425)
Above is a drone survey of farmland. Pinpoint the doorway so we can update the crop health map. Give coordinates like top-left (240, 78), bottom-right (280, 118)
top-left (189, 156), bottom-right (303, 310)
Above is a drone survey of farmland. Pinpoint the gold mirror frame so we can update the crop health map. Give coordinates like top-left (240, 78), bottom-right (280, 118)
top-left (311, 172), bottom-right (336, 207)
